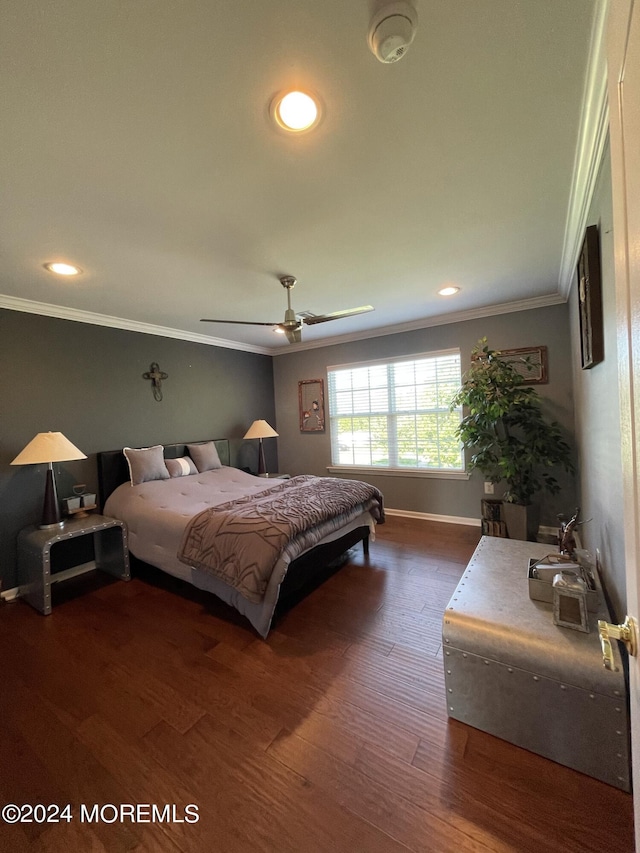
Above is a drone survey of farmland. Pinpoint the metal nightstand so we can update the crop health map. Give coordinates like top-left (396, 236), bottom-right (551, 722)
top-left (17, 514), bottom-right (130, 615)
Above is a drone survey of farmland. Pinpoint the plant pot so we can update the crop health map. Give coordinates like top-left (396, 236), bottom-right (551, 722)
top-left (502, 502), bottom-right (540, 542)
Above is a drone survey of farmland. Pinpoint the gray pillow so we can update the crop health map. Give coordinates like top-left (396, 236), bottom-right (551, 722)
top-left (187, 441), bottom-right (222, 472)
top-left (123, 445), bottom-right (170, 486)
top-left (165, 456), bottom-right (198, 478)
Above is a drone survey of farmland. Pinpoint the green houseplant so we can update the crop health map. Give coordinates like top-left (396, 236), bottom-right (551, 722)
top-left (450, 340), bottom-right (574, 539)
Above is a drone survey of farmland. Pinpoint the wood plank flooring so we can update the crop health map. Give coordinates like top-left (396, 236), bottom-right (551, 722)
top-left (0, 517), bottom-right (634, 852)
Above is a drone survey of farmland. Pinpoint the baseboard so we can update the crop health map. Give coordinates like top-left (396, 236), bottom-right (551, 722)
top-left (385, 508), bottom-right (480, 527)
top-left (1, 561), bottom-right (98, 604)
top-left (0, 586), bottom-right (21, 602)
top-left (49, 561), bottom-right (96, 585)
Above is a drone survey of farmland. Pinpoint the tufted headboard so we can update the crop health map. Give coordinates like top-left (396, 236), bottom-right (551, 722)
top-left (97, 439), bottom-right (230, 508)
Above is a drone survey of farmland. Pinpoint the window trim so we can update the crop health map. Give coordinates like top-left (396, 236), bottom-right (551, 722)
top-left (326, 465), bottom-right (470, 480)
top-left (327, 348), bottom-right (464, 473)
top-left (326, 347), bottom-right (461, 374)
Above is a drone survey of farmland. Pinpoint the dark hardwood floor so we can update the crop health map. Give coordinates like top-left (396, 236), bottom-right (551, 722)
top-left (0, 517), bottom-right (634, 852)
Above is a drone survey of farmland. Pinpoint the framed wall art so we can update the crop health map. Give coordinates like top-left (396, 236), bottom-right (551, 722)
top-left (577, 224), bottom-right (604, 369)
top-left (299, 379), bottom-right (325, 432)
top-left (499, 346), bottom-right (549, 385)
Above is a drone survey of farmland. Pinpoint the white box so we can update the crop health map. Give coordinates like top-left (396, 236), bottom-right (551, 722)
top-left (527, 558), bottom-right (600, 612)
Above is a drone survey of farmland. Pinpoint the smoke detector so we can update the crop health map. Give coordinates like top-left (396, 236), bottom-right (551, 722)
top-left (368, 1), bottom-right (418, 64)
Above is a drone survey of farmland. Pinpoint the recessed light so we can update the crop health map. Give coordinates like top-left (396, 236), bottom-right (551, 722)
top-left (438, 286), bottom-right (460, 296)
top-left (274, 326), bottom-right (285, 335)
top-left (271, 90), bottom-right (321, 133)
top-left (44, 262), bottom-right (82, 276)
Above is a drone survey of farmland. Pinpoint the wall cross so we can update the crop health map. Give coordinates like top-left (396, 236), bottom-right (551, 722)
top-left (143, 362), bottom-right (168, 402)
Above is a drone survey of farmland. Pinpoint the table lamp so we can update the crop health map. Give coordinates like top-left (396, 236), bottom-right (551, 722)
top-left (11, 432), bottom-right (87, 529)
top-left (243, 420), bottom-right (278, 476)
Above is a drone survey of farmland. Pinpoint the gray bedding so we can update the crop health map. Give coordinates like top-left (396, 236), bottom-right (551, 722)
top-left (103, 466), bottom-right (379, 636)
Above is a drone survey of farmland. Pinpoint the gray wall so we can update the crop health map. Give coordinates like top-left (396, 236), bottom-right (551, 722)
top-left (569, 143), bottom-right (627, 622)
top-left (7, 241), bottom-right (622, 620)
top-left (273, 304), bottom-right (577, 526)
top-left (0, 310), bottom-right (276, 589)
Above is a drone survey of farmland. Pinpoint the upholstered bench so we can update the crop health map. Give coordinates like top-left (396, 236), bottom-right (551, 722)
top-left (442, 536), bottom-right (630, 791)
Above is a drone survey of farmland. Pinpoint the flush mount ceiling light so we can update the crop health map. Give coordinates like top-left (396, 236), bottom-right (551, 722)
top-left (438, 286), bottom-right (460, 296)
top-left (44, 262), bottom-right (82, 276)
top-left (271, 90), bottom-right (321, 133)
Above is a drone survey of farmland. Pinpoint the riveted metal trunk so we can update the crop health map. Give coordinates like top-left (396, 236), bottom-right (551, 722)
top-left (442, 536), bottom-right (630, 791)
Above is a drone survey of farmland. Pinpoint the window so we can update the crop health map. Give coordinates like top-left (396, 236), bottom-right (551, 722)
top-left (327, 350), bottom-right (463, 472)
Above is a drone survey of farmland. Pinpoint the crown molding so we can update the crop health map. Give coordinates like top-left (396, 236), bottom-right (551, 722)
top-left (0, 295), bottom-right (273, 356)
top-left (558, 0), bottom-right (610, 299)
top-left (0, 290), bottom-right (567, 358)
top-left (271, 292), bottom-right (567, 355)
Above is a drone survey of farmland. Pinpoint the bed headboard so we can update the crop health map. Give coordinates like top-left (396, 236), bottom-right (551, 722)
top-left (97, 439), bottom-right (230, 507)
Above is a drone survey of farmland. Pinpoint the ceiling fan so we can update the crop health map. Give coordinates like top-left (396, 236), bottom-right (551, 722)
top-left (201, 275), bottom-right (374, 344)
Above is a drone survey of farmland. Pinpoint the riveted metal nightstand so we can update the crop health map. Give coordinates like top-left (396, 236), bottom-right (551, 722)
top-left (17, 514), bottom-right (130, 615)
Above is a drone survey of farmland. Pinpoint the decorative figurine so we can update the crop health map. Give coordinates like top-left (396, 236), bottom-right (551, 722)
top-left (558, 507), bottom-right (581, 558)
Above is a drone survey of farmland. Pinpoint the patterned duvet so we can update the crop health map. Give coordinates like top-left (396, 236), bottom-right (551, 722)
top-left (178, 475), bottom-right (384, 602)
top-left (103, 466), bottom-right (384, 636)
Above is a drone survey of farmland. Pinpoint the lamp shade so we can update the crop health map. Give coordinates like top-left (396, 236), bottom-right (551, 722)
top-left (11, 432), bottom-right (87, 529)
top-left (11, 432), bottom-right (87, 465)
top-left (243, 420), bottom-right (279, 440)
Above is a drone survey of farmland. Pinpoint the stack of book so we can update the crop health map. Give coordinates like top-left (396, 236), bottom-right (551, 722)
top-left (481, 498), bottom-right (506, 537)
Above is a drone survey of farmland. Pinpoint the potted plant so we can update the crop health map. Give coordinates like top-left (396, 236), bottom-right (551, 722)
top-left (450, 339), bottom-right (574, 540)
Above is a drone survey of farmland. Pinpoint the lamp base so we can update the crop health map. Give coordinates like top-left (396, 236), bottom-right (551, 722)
top-left (39, 520), bottom-right (65, 531)
top-left (257, 438), bottom-right (267, 477)
top-left (41, 466), bottom-right (63, 529)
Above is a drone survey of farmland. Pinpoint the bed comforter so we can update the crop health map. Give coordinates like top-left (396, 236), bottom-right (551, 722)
top-left (103, 466), bottom-right (383, 637)
top-left (177, 475), bottom-right (384, 602)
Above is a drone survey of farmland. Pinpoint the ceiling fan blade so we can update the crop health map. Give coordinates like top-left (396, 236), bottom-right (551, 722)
top-left (302, 306), bottom-right (374, 326)
top-left (285, 326), bottom-right (302, 344)
top-left (200, 276), bottom-right (372, 342)
top-left (200, 319), bottom-right (280, 326)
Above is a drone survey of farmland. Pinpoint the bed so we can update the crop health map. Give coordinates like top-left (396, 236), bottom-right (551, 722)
top-left (98, 439), bottom-right (384, 637)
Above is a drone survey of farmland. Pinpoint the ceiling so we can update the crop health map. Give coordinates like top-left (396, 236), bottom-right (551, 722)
top-left (1, 0), bottom-right (605, 355)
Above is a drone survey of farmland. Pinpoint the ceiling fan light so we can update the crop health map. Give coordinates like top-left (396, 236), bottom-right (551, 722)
top-left (272, 91), bottom-right (321, 133)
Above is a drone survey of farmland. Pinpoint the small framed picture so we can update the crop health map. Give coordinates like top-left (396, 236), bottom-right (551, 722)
top-left (299, 379), bottom-right (325, 432)
top-left (499, 346), bottom-right (548, 385)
